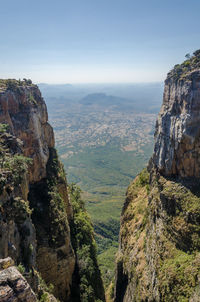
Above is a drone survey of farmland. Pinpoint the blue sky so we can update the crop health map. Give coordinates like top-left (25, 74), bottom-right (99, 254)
top-left (1, 0), bottom-right (200, 83)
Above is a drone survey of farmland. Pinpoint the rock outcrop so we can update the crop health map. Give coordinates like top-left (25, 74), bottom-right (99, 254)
top-left (153, 70), bottom-right (200, 177)
top-left (0, 257), bottom-right (37, 302)
top-left (115, 52), bottom-right (200, 302)
top-left (0, 80), bottom-right (75, 301)
top-left (0, 82), bottom-right (54, 183)
top-left (0, 79), bottom-right (105, 302)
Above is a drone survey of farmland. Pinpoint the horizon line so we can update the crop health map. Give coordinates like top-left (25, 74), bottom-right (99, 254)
top-left (37, 81), bottom-right (163, 85)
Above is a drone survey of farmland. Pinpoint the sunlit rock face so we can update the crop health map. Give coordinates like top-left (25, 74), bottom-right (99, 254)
top-left (0, 81), bottom-right (106, 302)
top-left (0, 83), bottom-right (75, 302)
top-left (0, 85), bottom-right (54, 182)
top-left (114, 62), bottom-right (200, 302)
top-left (153, 70), bottom-right (200, 177)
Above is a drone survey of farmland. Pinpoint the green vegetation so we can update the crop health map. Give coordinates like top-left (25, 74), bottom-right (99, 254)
top-left (28, 148), bottom-right (105, 301)
top-left (0, 79), bottom-right (39, 106)
top-left (39, 293), bottom-right (49, 302)
top-left (46, 149), bottom-right (70, 246)
top-left (168, 49), bottom-right (200, 80)
top-left (121, 168), bottom-right (150, 241)
top-left (36, 271), bottom-right (57, 302)
top-left (0, 124), bottom-right (35, 271)
top-left (0, 154), bottom-right (32, 193)
top-left (117, 170), bottom-right (200, 302)
top-left (28, 92), bottom-right (37, 104)
top-left (6, 197), bottom-right (32, 224)
top-left (1, 155), bottom-right (32, 185)
top-left (159, 250), bottom-right (200, 302)
top-left (0, 123), bottom-right (32, 193)
top-left (0, 123), bottom-right (9, 133)
top-left (147, 173), bottom-right (200, 301)
top-left (69, 184), bottom-right (105, 302)
top-left (115, 169), bottom-right (150, 301)
top-left (29, 147), bottom-right (70, 248)
top-left (45, 83), bottom-right (158, 290)
top-left (61, 143), bottom-right (152, 234)
top-left (136, 168), bottom-right (149, 186)
top-left (60, 143), bottom-right (153, 287)
top-left (62, 143), bottom-right (152, 189)
top-left (0, 78), bottom-right (33, 92)
top-left (17, 263), bottom-right (25, 274)
top-left (97, 245), bottom-right (118, 288)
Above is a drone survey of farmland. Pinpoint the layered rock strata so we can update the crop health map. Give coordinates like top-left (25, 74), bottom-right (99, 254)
top-left (0, 84), bottom-right (54, 182)
top-left (0, 81), bottom-right (75, 301)
top-left (0, 80), bottom-right (105, 302)
top-left (115, 55), bottom-right (200, 302)
top-left (153, 70), bottom-right (200, 177)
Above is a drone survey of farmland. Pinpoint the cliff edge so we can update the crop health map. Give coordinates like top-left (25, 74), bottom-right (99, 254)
top-left (115, 51), bottom-right (200, 302)
top-left (153, 69), bottom-right (200, 177)
top-left (0, 79), bottom-right (105, 302)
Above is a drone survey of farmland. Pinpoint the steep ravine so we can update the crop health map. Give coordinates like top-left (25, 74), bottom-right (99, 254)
top-left (115, 52), bottom-right (200, 302)
top-left (0, 79), bottom-right (105, 302)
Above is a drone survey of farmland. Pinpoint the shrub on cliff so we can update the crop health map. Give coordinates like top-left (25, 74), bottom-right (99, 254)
top-left (193, 49), bottom-right (200, 57)
top-left (0, 79), bottom-right (34, 92)
top-left (168, 49), bottom-right (200, 80)
top-left (69, 183), bottom-right (105, 302)
top-left (0, 125), bottom-right (32, 192)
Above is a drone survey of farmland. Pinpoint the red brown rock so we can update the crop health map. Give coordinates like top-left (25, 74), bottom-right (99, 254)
top-left (0, 83), bottom-right (75, 301)
top-left (0, 86), bottom-right (54, 183)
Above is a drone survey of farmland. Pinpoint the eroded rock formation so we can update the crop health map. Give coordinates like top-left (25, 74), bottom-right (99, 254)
top-left (115, 53), bottom-right (200, 302)
top-left (0, 257), bottom-right (37, 302)
top-left (153, 70), bottom-right (200, 177)
top-left (0, 84), bottom-right (54, 182)
top-left (0, 81), bottom-right (75, 301)
top-left (0, 80), bottom-right (105, 302)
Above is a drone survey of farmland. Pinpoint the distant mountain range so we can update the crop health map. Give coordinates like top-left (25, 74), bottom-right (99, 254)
top-left (39, 82), bottom-right (163, 113)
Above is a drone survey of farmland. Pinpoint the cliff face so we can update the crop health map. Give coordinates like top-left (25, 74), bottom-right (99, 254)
top-left (0, 83), bottom-right (54, 182)
top-left (153, 70), bottom-right (200, 177)
top-left (115, 53), bottom-right (200, 302)
top-left (0, 80), bottom-right (105, 302)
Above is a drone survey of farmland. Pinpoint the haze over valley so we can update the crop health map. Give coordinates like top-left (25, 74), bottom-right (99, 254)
top-left (40, 82), bottom-right (163, 286)
top-left (2, 0), bottom-right (200, 300)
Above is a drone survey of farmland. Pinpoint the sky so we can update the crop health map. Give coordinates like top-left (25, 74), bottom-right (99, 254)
top-left (0, 0), bottom-right (200, 83)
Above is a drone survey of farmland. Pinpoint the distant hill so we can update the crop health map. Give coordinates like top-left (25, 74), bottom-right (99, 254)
top-left (79, 92), bottom-right (128, 106)
top-left (40, 83), bottom-right (163, 114)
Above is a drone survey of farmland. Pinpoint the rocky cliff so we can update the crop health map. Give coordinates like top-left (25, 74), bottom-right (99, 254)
top-left (0, 79), bottom-right (105, 302)
top-left (153, 70), bottom-right (200, 177)
top-left (115, 51), bottom-right (200, 302)
top-left (0, 257), bottom-right (38, 302)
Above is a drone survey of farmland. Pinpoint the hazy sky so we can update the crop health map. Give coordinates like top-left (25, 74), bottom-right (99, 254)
top-left (1, 0), bottom-right (200, 83)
